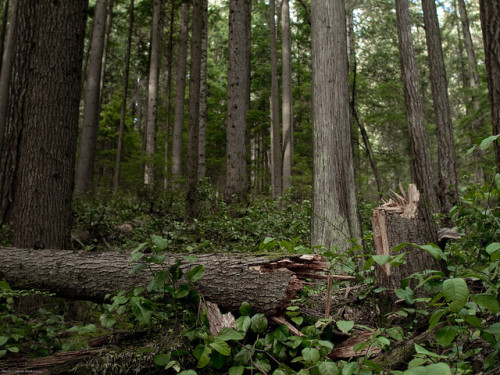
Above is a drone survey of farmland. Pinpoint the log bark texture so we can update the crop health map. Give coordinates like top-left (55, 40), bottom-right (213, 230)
top-left (0, 247), bottom-right (326, 316)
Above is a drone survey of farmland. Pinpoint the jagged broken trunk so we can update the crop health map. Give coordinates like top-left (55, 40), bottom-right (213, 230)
top-left (372, 184), bottom-right (444, 310)
top-left (0, 247), bottom-right (327, 316)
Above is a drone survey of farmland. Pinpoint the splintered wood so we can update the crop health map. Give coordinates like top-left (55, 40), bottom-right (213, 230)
top-left (376, 182), bottom-right (419, 219)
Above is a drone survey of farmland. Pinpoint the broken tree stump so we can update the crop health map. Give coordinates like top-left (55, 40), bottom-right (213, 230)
top-left (0, 247), bottom-right (327, 316)
top-left (372, 184), bottom-right (445, 309)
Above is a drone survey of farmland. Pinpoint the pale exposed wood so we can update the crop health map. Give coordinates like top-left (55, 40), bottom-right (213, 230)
top-left (329, 330), bottom-right (381, 359)
top-left (271, 316), bottom-right (304, 337)
top-left (203, 301), bottom-right (236, 336)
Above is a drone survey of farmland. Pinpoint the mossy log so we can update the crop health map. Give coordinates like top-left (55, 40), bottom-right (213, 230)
top-left (0, 246), bottom-right (327, 316)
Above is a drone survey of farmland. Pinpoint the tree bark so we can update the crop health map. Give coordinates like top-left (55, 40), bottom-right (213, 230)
top-left (197, 0), bottom-right (208, 181)
top-left (311, 0), bottom-right (362, 254)
top-left (163, 1), bottom-right (175, 189)
top-left (74, 0), bottom-right (108, 194)
top-left (269, 0), bottom-right (282, 198)
top-left (281, 0), bottom-right (293, 192)
top-left (395, 0), bottom-right (438, 213)
top-left (144, 0), bottom-right (162, 186)
top-left (421, 0), bottom-right (459, 217)
top-left (373, 185), bottom-right (442, 310)
top-left (113, 0), bottom-right (134, 195)
top-left (185, 0), bottom-right (204, 221)
top-left (479, 0), bottom-right (500, 172)
top-left (171, 0), bottom-right (190, 181)
top-left (225, 0), bottom-right (251, 203)
top-left (0, 0), bottom-right (87, 249)
top-left (0, 247), bottom-right (327, 317)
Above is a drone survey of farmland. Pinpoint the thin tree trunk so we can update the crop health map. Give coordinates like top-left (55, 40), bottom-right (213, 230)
top-left (311, 0), bottom-right (362, 254)
top-left (74, 0), bottom-right (108, 194)
top-left (171, 1), bottom-right (190, 181)
top-left (421, 0), bottom-right (459, 216)
top-left (98, 0), bottom-right (114, 115)
top-left (4, 0), bottom-right (87, 248)
top-left (144, 0), bottom-right (162, 186)
top-left (281, 0), bottom-right (293, 192)
top-left (269, 0), bottom-right (282, 198)
top-left (0, 0), bottom-right (16, 165)
top-left (0, 0), bottom-right (9, 74)
top-left (163, 1), bottom-right (175, 190)
top-left (225, 0), bottom-right (251, 202)
top-left (112, 0), bottom-right (134, 194)
top-left (185, 0), bottom-right (204, 221)
top-left (395, 0), bottom-right (438, 213)
top-left (197, 0), bottom-right (208, 181)
top-left (479, 0), bottom-right (500, 172)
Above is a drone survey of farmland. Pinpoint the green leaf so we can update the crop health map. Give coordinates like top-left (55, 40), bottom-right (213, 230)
top-left (187, 265), bottom-right (205, 283)
top-left (229, 365), bottom-right (245, 375)
top-left (217, 328), bottom-right (244, 341)
top-left (210, 338), bottom-right (231, 356)
top-left (178, 371), bottom-right (198, 375)
top-left (195, 345), bottom-right (212, 368)
top-left (403, 363), bottom-right (451, 375)
top-left (414, 344), bottom-right (447, 359)
top-left (273, 324), bottom-right (290, 342)
top-left (100, 314), bottom-right (116, 328)
top-left (471, 294), bottom-right (499, 314)
top-left (486, 242), bottom-right (500, 255)
top-left (239, 301), bottom-right (252, 316)
top-left (485, 322), bottom-right (500, 335)
top-left (0, 350), bottom-right (6, 358)
top-left (495, 173), bottom-right (500, 190)
top-left (302, 347), bottom-right (320, 365)
top-left (236, 316), bottom-right (251, 332)
top-left (372, 254), bottom-right (391, 266)
top-left (386, 326), bottom-right (404, 341)
top-left (272, 370), bottom-right (288, 375)
top-left (395, 287), bottom-right (414, 305)
top-left (418, 244), bottom-right (444, 260)
top-left (173, 288), bottom-right (190, 299)
top-left (0, 336), bottom-right (8, 346)
top-left (129, 263), bottom-right (147, 275)
top-left (250, 313), bottom-right (268, 333)
top-left (317, 361), bottom-right (340, 375)
top-left (442, 278), bottom-right (468, 312)
top-left (342, 362), bottom-right (358, 375)
top-left (429, 309), bottom-right (446, 331)
top-left (7, 346), bottom-right (19, 353)
top-left (479, 134), bottom-right (500, 150)
top-left (233, 347), bottom-right (251, 365)
top-left (151, 235), bottom-right (169, 250)
top-left (292, 316), bottom-right (304, 326)
top-left (435, 326), bottom-right (458, 347)
top-left (148, 270), bottom-right (169, 292)
top-left (154, 353), bottom-right (171, 367)
top-left (336, 320), bottom-right (354, 334)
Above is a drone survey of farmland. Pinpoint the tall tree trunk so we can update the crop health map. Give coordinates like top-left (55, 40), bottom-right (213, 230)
top-left (281, 0), bottom-right (293, 192)
top-left (98, 0), bottom-right (114, 113)
top-left (0, 0), bottom-right (9, 74)
top-left (3, 0), bottom-right (87, 248)
top-left (74, 0), bottom-right (108, 194)
top-left (395, 0), bottom-right (438, 213)
top-left (457, 0), bottom-right (485, 182)
top-left (144, 0), bottom-right (162, 186)
top-left (269, 0), bottom-right (282, 198)
top-left (421, 0), bottom-right (459, 217)
top-left (479, 0), bottom-right (500, 172)
top-left (112, 0), bottom-right (134, 195)
top-left (225, 0), bottom-right (251, 203)
top-left (171, 0), bottom-right (190, 181)
top-left (185, 0), bottom-right (204, 222)
top-left (0, 0), bottom-right (16, 167)
top-left (311, 0), bottom-right (362, 254)
top-left (163, 1), bottom-right (175, 189)
top-left (198, 0), bottom-right (208, 181)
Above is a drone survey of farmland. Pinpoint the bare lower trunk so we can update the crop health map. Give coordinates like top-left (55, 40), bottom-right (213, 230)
top-left (197, 0), bottom-right (208, 181)
top-left (0, 247), bottom-right (327, 316)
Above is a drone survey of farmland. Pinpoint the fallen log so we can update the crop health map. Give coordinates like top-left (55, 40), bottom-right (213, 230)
top-left (0, 247), bottom-right (327, 316)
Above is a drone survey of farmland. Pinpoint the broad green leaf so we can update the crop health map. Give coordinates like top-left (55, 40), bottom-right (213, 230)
top-left (229, 365), bottom-right (245, 375)
top-left (372, 254), bottom-right (391, 266)
top-left (151, 235), bottom-right (169, 250)
top-left (495, 173), bottom-right (500, 190)
top-left (465, 314), bottom-right (483, 328)
top-left (273, 324), bottom-right (289, 342)
top-left (342, 362), bottom-right (358, 375)
top-left (173, 288), bottom-right (190, 299)
top-left (485, 322), bottom-right (500, 335)
top-left (210, 338), bottom-right (231, 356)
top-left (429, 308), bottom-right (447, 331)
top-left (148, 270), bottom-right (169, 292)
top-left (442, 278), bottom-right (468, 312)
top-left (153, 353), bottom-right (171, 367)
top-left (418, 244), bottom-right (444, 260)
top-left (318, 340), bottom-right (334, 351)
top-left (302, 347), bottom-right (320, 365)
top-left (149, 254), bottom-right (165, 264)
top-left (195, 345), bottom-right (212, 368)
top-left (486, 242), bottom-right (500, 255)
top-left (386, 326), bottom-right (404, 341)
top-left (233, 347), bottom-right (251, 364)
top-left (317, 361), bottom-right (340, 375)
top-left (414, 344), bottom-right (447, 359)
top-left (236, 316), bottom-right (251, 332)
top-left (403, 363), bottom-right (451, 375)
top-left (376, 336), bottom-right (391, 348)
top-left (471, 294), bottom-right (499, 314)
top-left (479, 134), bottom-right (500, 150)
top-left (0, 336), bottom-right (8, 346)
top-left (239, 301), bottom-right (252, 316)
top-left (435, 326), bottom-right (458, 347)
top-left (272, 370), bottom-right (288, 375)
top-left (217, 328), bottom-right (244, 341)
top-left (187, 265), bottom-right (205, 283)
top-left (292, 316), bottom-right (304, 325)
top-left (0, 350), bottom-right (6, 357)
top-left (7, 346), bottom-right (19, 353)
top-left (395, 287), bottom-right (414, 305)
top-left (100, 314), bottom-right (116, 328)
top-left (336, 320), bottom-right (354, 334)
top-left (178, 371), bottom-right (198, 375)
top-left (254, 357), bottom-right (272, 373)
top-left (250, 313), bottom-right (268, 333)
top-left (129, 263), bottom-right (147, 275)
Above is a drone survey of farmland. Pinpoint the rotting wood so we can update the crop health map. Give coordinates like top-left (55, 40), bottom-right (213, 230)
top-left (329, 330), bottom-right (381, 359)
top-left (202, 301), bottom-right (236, 336)
top-left (0, 247), bottom-right (327, 316)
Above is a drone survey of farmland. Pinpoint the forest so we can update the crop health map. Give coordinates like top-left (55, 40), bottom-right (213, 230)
top-left (0, 0), bottom-right (499, 373)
